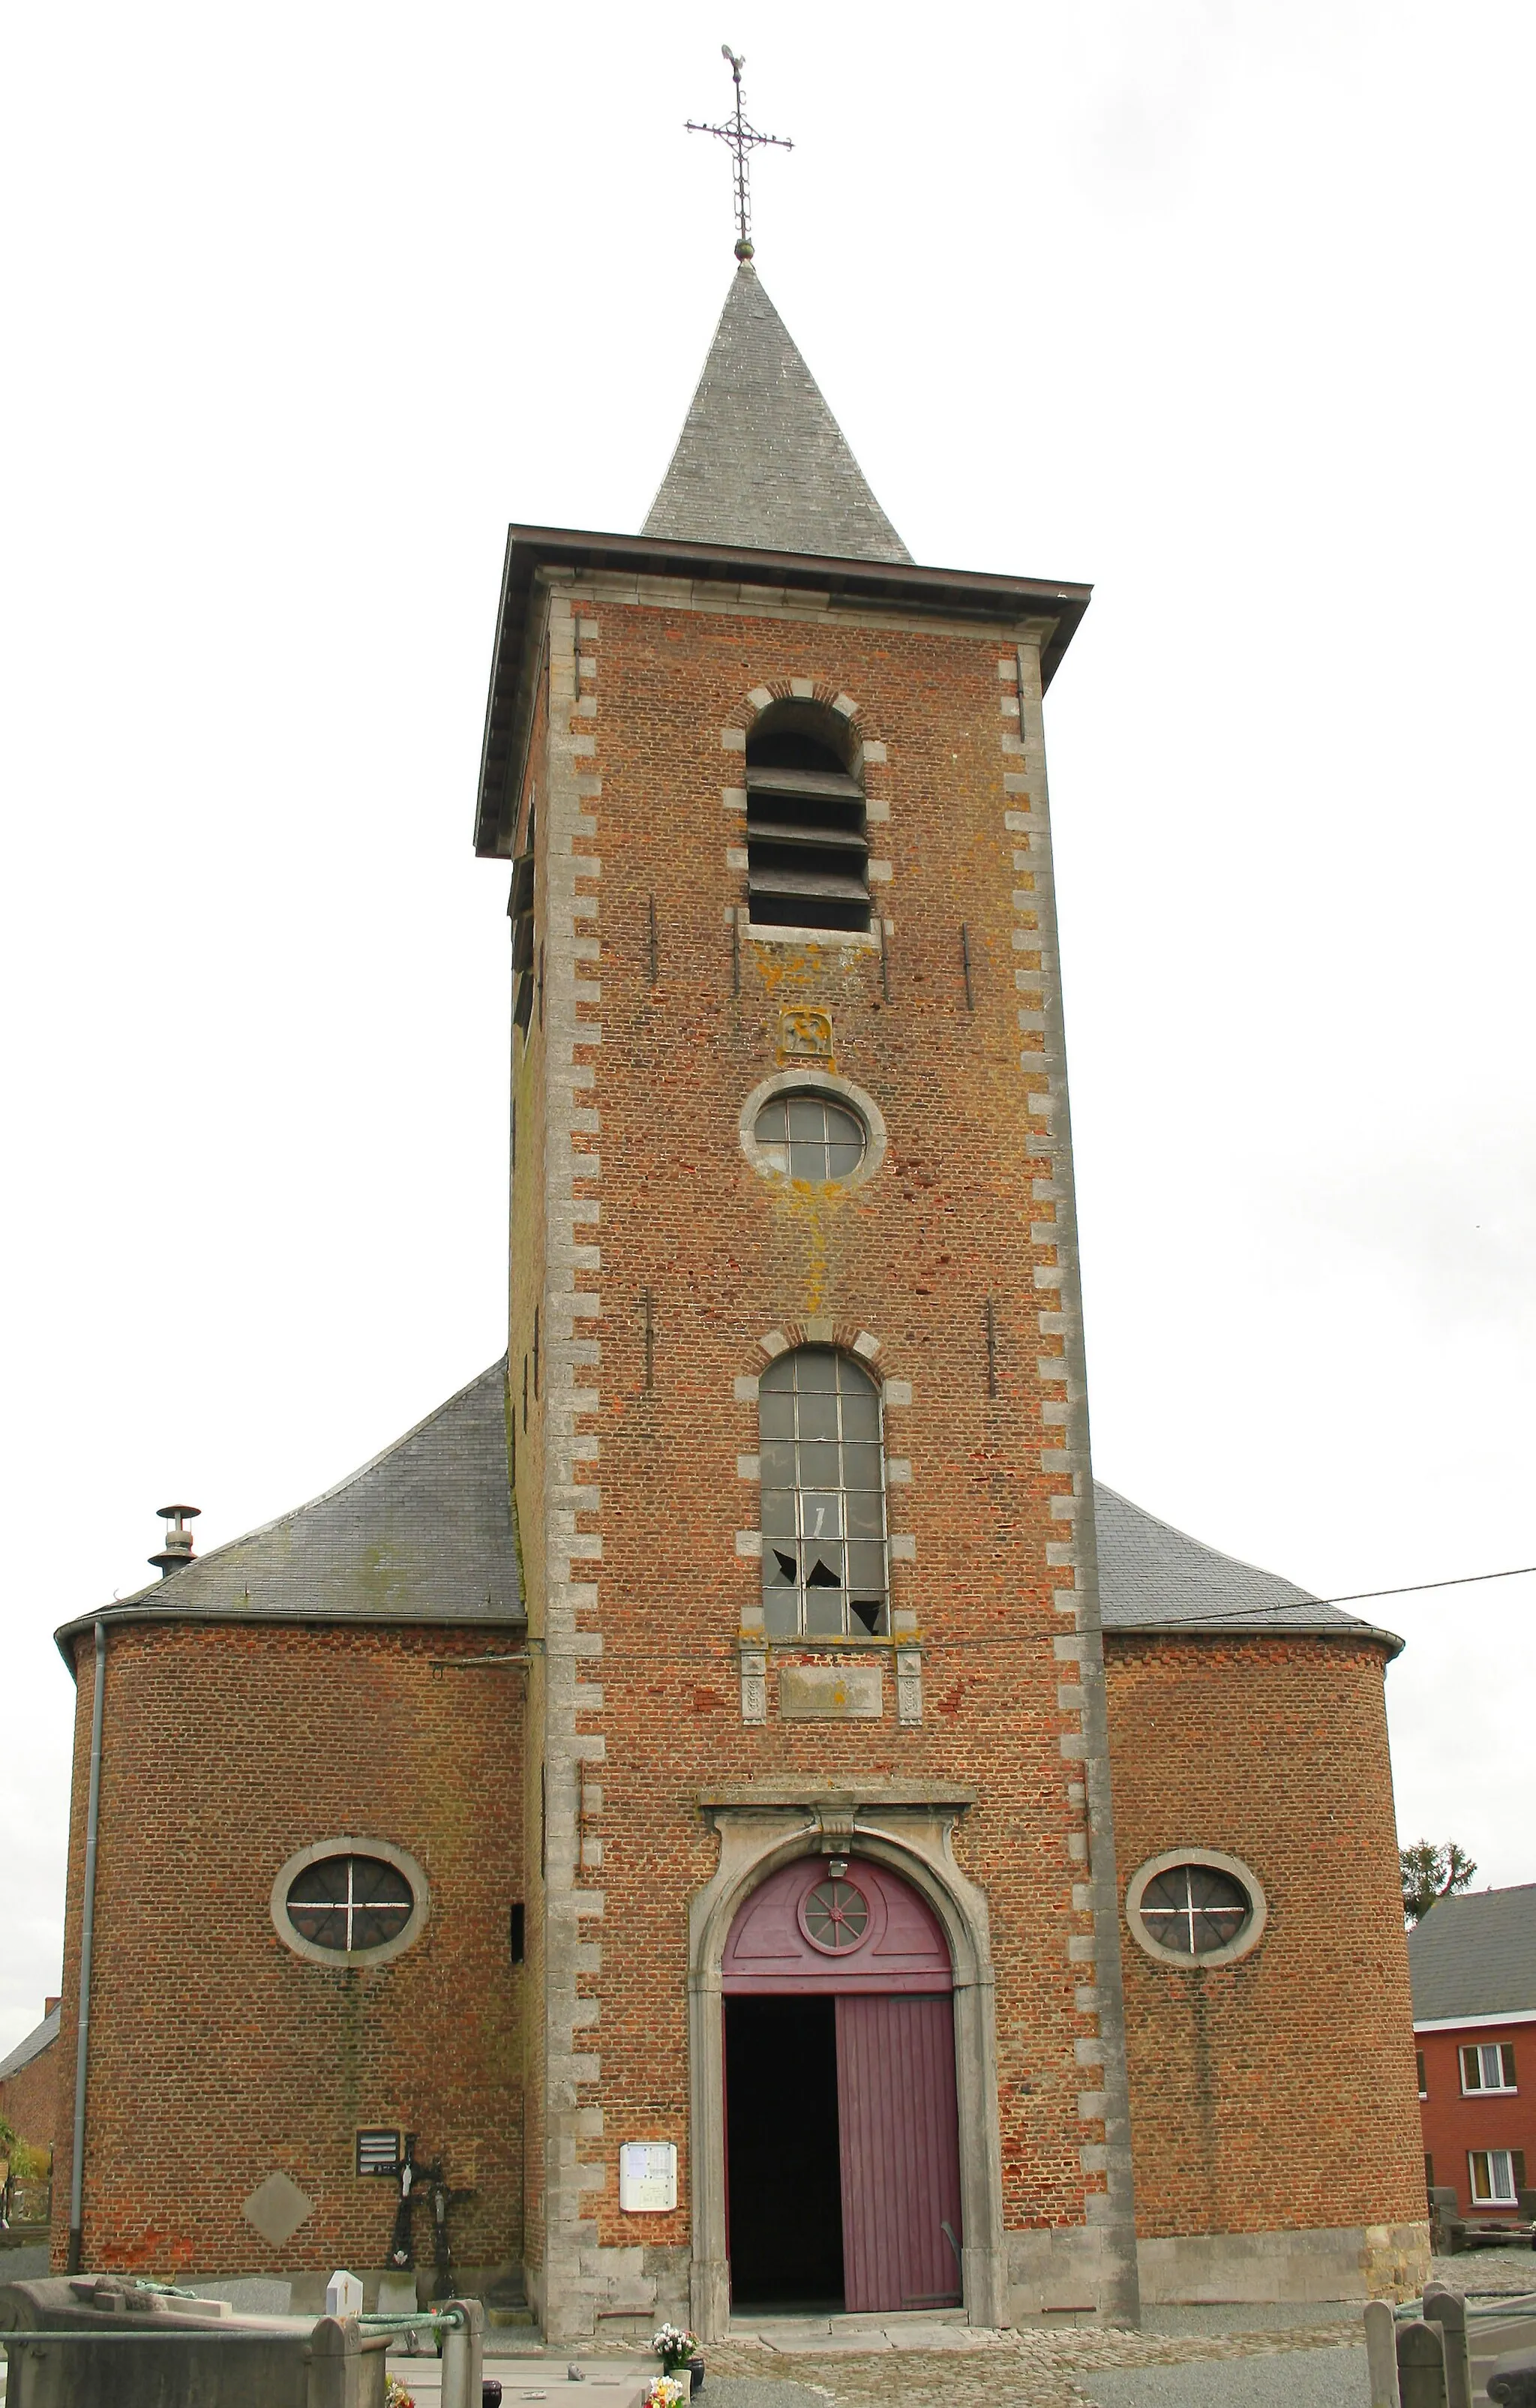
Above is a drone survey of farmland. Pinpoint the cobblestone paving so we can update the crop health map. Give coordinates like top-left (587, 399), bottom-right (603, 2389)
top-left (1432, 2247), bottom-right (1536, 2295)
top-left (700, 2319), bottom-right (1367, 2408)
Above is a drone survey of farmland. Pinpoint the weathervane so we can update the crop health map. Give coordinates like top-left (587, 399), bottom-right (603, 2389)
top-left (687, 47), bottom-right (793, 262)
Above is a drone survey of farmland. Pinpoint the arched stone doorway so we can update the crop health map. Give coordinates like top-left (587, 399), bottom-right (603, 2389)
top-left (722, 1854), bottom-right (964, 2316)
top-left (686, 1786), bottom-right (1006, 2341)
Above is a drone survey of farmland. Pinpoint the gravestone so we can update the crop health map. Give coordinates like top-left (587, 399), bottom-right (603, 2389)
top-left (1398, 2318), bottom-right (1449, 2408)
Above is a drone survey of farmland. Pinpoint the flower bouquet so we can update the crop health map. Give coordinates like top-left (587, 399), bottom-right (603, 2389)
top-left (642, 2380), bottom-right (688, 2408)
top-left (650, 2324), bottom-right (698, 2376)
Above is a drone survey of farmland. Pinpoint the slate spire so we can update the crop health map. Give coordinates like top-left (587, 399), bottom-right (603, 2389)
top-left (642, 263), bottom-right (911, 564)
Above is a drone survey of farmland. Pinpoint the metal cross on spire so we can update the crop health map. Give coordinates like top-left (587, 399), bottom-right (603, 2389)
top-left (686, 47), bottom-right (793, 262)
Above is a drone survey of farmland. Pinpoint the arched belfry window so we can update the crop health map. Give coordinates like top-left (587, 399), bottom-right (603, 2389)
top-left (759, 1347), bottom-right (888, 1636)
top-left (746, 703), bottom-right (870, 934)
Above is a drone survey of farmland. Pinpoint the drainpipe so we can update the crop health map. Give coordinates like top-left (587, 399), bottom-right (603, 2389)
top-left (66, 1618), bottom-right (106, 2275)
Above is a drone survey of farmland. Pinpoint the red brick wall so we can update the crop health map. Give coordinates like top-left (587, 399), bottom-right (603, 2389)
top-left (0, 2029), bottom-right (62, 2151)
top-left (513, 596), bottom-right (1101, 2251)
top-left (52, 1620), bottom-right (524, 2276)
top-left (1419, 2022), bottom-right (1536, 2217)
top-left (1105, 1631), bottom-right (1425, 2237)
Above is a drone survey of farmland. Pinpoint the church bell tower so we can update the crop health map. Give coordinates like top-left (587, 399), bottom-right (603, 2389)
top-left (475, 205), bottom-right (1139, 2341)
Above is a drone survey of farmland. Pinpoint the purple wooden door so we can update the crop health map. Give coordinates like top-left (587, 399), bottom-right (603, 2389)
top-left (836, 1992), bottom-right (963, 2313)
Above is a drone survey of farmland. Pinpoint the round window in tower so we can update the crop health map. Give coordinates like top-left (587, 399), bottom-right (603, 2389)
top-left (271, 1838), bottom-right (429, 1968)
top-left (800, 1875), bottom-right (871, 1953)
top-left (754, 1092), bottom-right (867, 1184)
top-left (739, 1071), bottom-right (887, 1191)
top-left (1124, 1848), bottom-right (1268, 1970)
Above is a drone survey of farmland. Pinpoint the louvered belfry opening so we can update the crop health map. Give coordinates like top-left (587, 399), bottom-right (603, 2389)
top-left (746, 702), bottom-right (870, 933)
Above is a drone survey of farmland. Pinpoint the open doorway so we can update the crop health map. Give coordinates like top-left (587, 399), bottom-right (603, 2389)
top-left (720, 1857), bottom-right (965, 2316)
top-left (724, 1995), bottom-right (845, 2309)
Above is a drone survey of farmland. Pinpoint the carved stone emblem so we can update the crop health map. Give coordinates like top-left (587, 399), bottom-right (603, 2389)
top-left (777, 1007), bottom-right (834, 1067)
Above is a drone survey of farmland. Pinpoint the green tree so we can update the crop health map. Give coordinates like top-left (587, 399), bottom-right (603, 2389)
top-left (1402, 1839), bottom-right (1478, 1925)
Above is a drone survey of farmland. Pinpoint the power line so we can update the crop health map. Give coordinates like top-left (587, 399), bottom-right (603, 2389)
top-left (420, 1562), bottom-right (1536, 1666)
top-left (1148, 1560), bottom-right (1536, 1632)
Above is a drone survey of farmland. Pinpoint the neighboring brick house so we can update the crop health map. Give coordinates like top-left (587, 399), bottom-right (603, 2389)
top-left (46, 256), bottom-right (1428, 2331)
top-left (1412, 1886), bottom-right (1536, 2222)
top-left (0, 2000), bottom-right (62, 2152)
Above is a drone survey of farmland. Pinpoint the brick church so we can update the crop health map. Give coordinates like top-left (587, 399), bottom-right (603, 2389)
top-left (49, 253), bottom-right (1430, 2337)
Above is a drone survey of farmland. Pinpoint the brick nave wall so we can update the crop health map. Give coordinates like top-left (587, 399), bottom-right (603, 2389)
top-left (51, 1620), bottom-right (524, 2277)
top-left (1104, 1631), bottom-right (1425, 2236)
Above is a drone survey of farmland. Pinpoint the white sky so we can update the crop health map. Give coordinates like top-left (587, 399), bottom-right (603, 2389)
top-left (3, 0), bottom-right (1533, 2058)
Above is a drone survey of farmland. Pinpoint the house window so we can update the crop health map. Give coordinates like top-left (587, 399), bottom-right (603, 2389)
top-left (745, 704), bottom-right (870, 934)
top-left (1418, 2051), bottom-right (1428, 2099)
top-left (759, 1346), bottom-right (888, 1638)
top-left (1469, 2148), bottom-right (1526, 2206)
top-left (753, 1093), bottom-right (867, 1184)
top-left (1462, 2043), bottom-right (1518, 2094)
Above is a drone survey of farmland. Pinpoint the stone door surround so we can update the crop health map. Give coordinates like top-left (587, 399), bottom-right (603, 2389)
top-left (686, 1779), bottom-right (1006, 2337)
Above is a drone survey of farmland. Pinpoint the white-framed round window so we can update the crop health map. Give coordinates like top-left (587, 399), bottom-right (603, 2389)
top-left (739, 1070), bottom-right (886, 1190)
top-left (271, 1837), bottom-right (430, 1968)
top-left (1124, 1848), bottom-right (1268, 1970)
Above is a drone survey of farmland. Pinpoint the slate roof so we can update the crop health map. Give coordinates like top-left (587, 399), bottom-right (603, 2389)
top-left (56, 1357), bottom-right (1388, 1663)
top-left (0, 2004), bottom-right (61, 2084)
top-left (1094, 1482), bottom-right (1401, 1653)
top-left (1408, 1886), bottom-right (1536, 2023)
top-left (58, 1362), bottom-right (522, 1649)
top-left (642, 264), bottom-right (911, 563)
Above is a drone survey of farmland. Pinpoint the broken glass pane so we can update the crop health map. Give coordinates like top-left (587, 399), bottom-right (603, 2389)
top-left (844, 1541), bottom-right (886, 1591)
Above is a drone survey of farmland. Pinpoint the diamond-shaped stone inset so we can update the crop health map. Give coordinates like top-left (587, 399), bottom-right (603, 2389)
top-left (242, 2170), bottom-right (314, 2249)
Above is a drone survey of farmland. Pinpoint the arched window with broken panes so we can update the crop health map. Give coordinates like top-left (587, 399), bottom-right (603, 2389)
top-left (759, 1347), bottom-right (889, 1636)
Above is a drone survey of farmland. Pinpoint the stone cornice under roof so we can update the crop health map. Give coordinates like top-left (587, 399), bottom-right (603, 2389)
top-left (56, 1362), bottom-right (524, 1667)
top-left (472, 526), bottom-right (1091, 859)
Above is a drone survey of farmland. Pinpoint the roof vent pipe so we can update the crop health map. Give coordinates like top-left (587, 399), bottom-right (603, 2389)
top-left (149, 1504), bottom-right (200, 1578)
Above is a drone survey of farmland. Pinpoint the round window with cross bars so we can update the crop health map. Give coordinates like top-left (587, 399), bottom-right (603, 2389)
top-left (800, 1876), bottom-right (871, 1954)
top-left (1124, 1847), bottom-right (1268, 1970)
